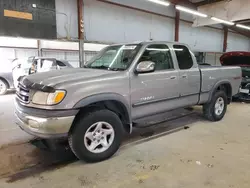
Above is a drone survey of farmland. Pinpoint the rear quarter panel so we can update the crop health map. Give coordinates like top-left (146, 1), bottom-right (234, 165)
top-left (200, 66), bottom-right (241, 99)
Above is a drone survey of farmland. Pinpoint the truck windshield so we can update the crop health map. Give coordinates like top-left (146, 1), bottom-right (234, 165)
top-left (85, 44), bottom-right (141, 71)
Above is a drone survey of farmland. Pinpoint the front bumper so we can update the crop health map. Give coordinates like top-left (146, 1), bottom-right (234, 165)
top-left (15, 100), bottom-right (78, 139)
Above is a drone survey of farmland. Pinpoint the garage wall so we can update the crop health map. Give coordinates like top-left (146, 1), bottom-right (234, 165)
top-left (55, 0), bottom-right (78, 39)
top-left (53, 0), bottom-right (250, 52)
top-left (81, 0), bottom-right (249, 52)
top-left (84, 0), bottom-right (174, 43)
top-left (179, 21), bottom-right (223, 52)
top-left (15, 49), bottom-right (38, 58)
top-left (227, 32), bottom-right (250, 52)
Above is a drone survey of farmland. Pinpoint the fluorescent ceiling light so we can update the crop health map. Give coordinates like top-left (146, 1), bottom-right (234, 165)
top-left (211, 17), bottom-right (234, 26)
top-left (147, 0), bottom-right (170, 7)
top-left (32, 4), bottom-right (37, 8)
top-left (176, 5), bottom-right (207, 18)
top-left (236, 24), bottom-right (250, 30)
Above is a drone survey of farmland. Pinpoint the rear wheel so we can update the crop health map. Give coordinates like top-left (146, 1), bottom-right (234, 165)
top-left (0, 79), bottom-right (8, 95)
top-left (203, 90), bottom-right (227, 121)
top-left (69, 109), bottom-right (123, 162)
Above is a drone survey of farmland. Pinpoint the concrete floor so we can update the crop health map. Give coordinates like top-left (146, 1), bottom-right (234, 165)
top-left (0, 94), bottom-right (33, 147)
top-left (0, 95), bottom-right (250, 188)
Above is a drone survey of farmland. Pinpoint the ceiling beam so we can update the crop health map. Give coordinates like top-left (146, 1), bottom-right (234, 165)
top-left (228, 25), bottom-right (250, 38)
top-left (169, 0), bottom-right (196, 9)
top-left (193, 0), bottom-right (225, 7)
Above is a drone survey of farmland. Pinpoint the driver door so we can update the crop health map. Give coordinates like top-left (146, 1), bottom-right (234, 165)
top-left (130, 44), bottom-right (180, 119)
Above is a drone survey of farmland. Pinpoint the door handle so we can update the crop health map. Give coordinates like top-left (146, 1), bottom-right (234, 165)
top-left (182, 75), bottom-right (187, 78)
top-left (170, 76), bottom-right (177, 80)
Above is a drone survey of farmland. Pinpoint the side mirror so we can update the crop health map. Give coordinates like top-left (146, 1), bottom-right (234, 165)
top-left (136, 61), bottom-right (155, 74)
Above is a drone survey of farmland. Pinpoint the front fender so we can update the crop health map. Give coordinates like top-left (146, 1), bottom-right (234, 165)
top-left (74, 92), bottom-right (132, 125)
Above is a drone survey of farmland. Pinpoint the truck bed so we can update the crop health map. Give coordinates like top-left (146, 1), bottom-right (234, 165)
top-left (199, 65), bottom-right (242, 97)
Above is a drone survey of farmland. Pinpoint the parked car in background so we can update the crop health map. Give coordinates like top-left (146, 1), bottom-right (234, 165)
top-left (0, 60), bottom-right (14, 95)
top-left (220, 52), bottom-right (250, 101)
top-left (15, 41), bottom-right (241, 163)
top-left (12, 57), bottom-right (73, 88)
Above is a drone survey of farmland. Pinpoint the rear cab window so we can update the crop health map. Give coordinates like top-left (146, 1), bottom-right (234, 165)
top-left (173, 45), bottom-right (193, 70)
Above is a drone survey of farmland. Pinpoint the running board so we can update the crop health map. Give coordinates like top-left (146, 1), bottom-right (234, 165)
top-left (133, 108), bottom-right (194, 128)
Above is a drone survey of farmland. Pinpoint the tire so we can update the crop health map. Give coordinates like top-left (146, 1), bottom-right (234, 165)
top-left (69, 109), bottom-right (123, 163)
top-left (0, 79), bottom-right (8, 95)
top-left (203, 90), bottom-right (228, 121)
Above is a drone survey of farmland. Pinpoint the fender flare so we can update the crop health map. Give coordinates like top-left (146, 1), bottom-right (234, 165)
top-left (207, 80), bottom-right (232, 103)
top-left (74, 93), bottom-right (132, 133)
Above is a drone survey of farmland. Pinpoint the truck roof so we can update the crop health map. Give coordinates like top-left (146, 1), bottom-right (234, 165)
top-left (109, 41), bottom-right (189, 47)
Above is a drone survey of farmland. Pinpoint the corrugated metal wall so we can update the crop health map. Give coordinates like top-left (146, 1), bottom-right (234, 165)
top-left (179, 22), bottom-right (224, 52)
top-left (81, 0), bottom-right (249, 52)
top-left (0, 47), bottom-right (98, 68)
top-left (15, 49), bottom-right (38, 58)
top-left (84, 0), bottom-right (174, 43)
top-left (54, 0), bottom-right (250, 52)
top-left (227, 32), bottom-right (250, 52)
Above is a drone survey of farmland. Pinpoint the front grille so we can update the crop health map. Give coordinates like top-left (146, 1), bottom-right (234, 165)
top-left (16, 83), bottom-right (30, 104)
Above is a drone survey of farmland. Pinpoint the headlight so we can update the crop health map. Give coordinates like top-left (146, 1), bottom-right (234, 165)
top-left (32, 90), bottom-right (66, 105)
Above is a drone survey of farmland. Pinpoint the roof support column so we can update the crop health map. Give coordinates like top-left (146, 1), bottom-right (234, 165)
top-left (223, 26), bottom-right (228, 52)
top-left (175, 8), bottom-right (180, 42)
top-left (77, 0), bottom-right (84, 67)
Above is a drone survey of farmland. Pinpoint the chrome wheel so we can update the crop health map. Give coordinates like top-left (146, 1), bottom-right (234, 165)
top-left (0, 80), bottom-right (7, 95)
top-left (84, 121), bottom-right (115, 154)
top-left (214, 97), bottom-right (224, 116)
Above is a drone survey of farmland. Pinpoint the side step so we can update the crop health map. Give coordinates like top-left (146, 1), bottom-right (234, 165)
top-left (133, 108), bottom-right (194, 128)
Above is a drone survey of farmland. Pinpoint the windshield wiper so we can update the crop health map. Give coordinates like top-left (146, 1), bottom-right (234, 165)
top-left (108, 67), bottom-right (125, 71)
top-left (83, 65), bottom-right (109, 69)
top-left (85, 65), bottom-right (125, 71)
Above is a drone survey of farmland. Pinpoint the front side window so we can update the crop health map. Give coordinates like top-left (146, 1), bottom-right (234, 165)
top-left (174, 45), bottom-right (193, 70)
top-left (85, 44), bottom-right (141, 71)
top-left (138, 44), bottom-right (173, 71)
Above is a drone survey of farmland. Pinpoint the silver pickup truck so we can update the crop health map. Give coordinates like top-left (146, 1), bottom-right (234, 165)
top-left (15, 41), bottom-right (241, 162)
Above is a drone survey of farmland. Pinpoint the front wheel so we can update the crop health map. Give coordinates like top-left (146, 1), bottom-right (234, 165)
top-left (203, 90), bottom-right (228, 121)
top-left (69, 109), bottom-right (123, 163)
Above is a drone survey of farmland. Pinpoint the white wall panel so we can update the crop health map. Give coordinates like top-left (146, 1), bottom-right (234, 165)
top-left (103, 0), bottom-right (175, 17)
top-left (227, 32), bottom-right (250, 52)
top-left (0, 48), bottom-right (15, 60)
top-left (55, 0), bottom-right (78, 39)
top-left (84, 0), bottom-right (174, 43)
top-left (145, 15), bottom-right (174, 41)
top-left (0, 37), bottom-right (37, 48)
top-left (179, 22), bottom-right (223, 52)
top-left (42, 50), bottom-right (65, 59)
top-left (15, 49), bottom-right (38, 59)
top-left (123, 10), bottom-right (152, 42)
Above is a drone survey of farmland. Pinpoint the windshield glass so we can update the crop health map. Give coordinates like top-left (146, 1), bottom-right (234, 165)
top-left (85, 44), bottom-right (141, 71)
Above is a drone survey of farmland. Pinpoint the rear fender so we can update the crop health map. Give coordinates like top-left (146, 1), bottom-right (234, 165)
top-left (207, 80), bottom-right (232, 103)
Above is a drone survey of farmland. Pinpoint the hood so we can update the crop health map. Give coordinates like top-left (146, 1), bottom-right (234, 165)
top-left (25, 68), bottom-right (118, 87)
